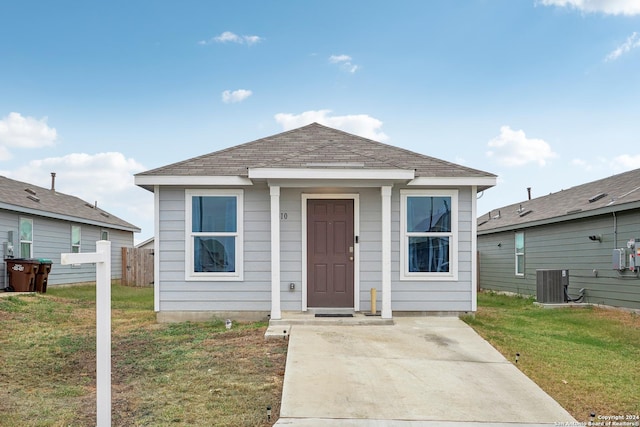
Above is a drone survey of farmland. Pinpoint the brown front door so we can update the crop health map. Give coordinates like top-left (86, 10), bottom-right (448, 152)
top-left (307, 199), bottom-right (354, 308)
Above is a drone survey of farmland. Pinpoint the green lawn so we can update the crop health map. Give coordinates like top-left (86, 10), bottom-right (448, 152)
top-left (0, 285), bottom-right (287, 426)
top-left (463, 292), bottom-right (640, 422)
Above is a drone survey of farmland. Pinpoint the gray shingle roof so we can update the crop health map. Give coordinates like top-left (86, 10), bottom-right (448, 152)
top-left (0, 175), bottom-right (140, 232)
top-left (137, 122), bottom-right (496, 183)
top-left (478, 168), bottom-right (640, 233)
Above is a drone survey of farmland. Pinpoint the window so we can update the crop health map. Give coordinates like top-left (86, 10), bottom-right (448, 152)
top-left (101, 230), bottom-right (109, 240)
top-left (185, 189), bottom-right (243, 280)
top-left (515, 232), bottom-right (525, 276)
top-left (19, 218), bottom-right (33, 258)
top-left (72, 226), bottom-right (81, 253)
top-left (400, 190), bottom-right (458, 280)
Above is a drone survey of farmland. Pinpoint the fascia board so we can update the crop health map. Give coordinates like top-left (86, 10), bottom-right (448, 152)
top-left (134, 175), bottom-right (254, 187)
top-left (0, 202), bottom-right (140, 232)
top-left (477, 201), bottom-right (640, 235)
top-left (408, 176), bottom-right (497, 188)
top-left (248, 168), bottom-right (415, 180)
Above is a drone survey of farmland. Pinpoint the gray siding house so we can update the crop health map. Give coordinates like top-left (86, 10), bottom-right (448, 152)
top-left (135, 123), bottom-right (496, 321)
top-left (1, 175), bottom-right (140, 289)
top-left (477, 168), bottom-right (640, 310)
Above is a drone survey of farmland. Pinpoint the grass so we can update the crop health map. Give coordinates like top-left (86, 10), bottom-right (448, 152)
top-left (0, 285), bottom-right (287, 426)
top-left (3, 285), bottom-right (638, 425)
top-left (462, 291), bottom-right (640, 422)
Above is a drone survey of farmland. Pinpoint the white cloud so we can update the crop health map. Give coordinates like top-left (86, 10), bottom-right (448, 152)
top-left (199, 31), bottom-right (263, 46)
top-left (486, 126), bottom-right (557, 167)
top-left (329, 54), bottom-right (360, 73)
top-left (274, 110), bottom-right (388, 141)
top-left (0, 112), bottom-right (57, 160)
top-left (611, 154), bottom-right (640, 170)
top-left (538, 0), bottom-right (640, 15)
top-left (571, 158), bottom-right (593, 170)
top-left (605, 32), bottom-right (640, 62)
top-left (8, 152), bottom-right (151, 233)
top-left (221, 89), bottom-right (253, 103)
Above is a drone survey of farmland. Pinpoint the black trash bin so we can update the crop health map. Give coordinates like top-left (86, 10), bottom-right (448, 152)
top-left (34, 259), bottom-right (53, 293)
top-left (4, 258), bottom-right (39, 292)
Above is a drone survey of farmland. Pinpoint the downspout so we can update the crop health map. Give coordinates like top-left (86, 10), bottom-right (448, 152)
top-left (613, 212), bottom-right (617, 249)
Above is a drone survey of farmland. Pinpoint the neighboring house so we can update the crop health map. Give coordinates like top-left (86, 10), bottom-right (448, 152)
top-left (135, 123), bottom-right (496, 321)
top-left (136, 237), bottom-right (154, 250)
top-left (1, 174), bottom-right (140, 289)
top-left (477, 168), bottom-right (640, 311)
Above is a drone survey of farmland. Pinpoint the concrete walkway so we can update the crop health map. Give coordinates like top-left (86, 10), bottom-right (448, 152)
top-left (275, 317), bottom-right (576, 426)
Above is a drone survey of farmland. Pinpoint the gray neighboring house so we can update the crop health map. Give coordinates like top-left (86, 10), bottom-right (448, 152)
top-left (135, 123), bottom-right (496, 322)
top-left (477, 168), bottom-right (640, 310)
top-left (1, 174), bottom-right (140, 289)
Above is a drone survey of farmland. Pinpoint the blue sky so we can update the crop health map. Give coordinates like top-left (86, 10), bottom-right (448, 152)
top-left (1, 0), bottom-right (640, 243)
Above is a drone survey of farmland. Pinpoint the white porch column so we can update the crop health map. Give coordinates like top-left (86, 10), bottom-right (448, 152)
top-left (381, 185), bottom-right (392, 319)
top-left (270, 185), bottom-right (282, 320)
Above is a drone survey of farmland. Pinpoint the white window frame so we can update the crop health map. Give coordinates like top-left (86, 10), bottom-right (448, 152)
top-left (185, 189), bottom-right (243, 281)
top-left (19, 217), bottom-right (33, 258)
top-left (400, 189), bottom-right (458, 281)
top-left (71, 225), bottom-right (81, 253)
top-left (515, 231), bottom-right (525, 276)
top-left (100, 229), bottom-right (109, 241)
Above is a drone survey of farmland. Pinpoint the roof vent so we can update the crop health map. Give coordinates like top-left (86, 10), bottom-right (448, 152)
top-left (518, 209), bottom-right (532, 217)
top-left (588, 193), bottom-right (607, 203)
top-left (24, 188), bottom-right (37, 195)
top-left (567, 208), bottom-right (582, 214)
top-left (100, 212), bottom-right (110, 218)
top-left (85, 202), bottom-right (95, 209)
top-left (27, 194), bottom-right (40, 202)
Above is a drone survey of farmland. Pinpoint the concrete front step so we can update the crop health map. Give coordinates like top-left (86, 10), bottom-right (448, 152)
top-left (264, 311), bottom-right (394, 340)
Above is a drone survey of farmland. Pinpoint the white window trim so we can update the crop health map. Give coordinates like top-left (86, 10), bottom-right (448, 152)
top-left (19, 217), bottom-right (33, 258)
top-left (100, 229), bottom-right (109, 241)
top-left (515, 231), bottom-right (525, 277)
top-left (185, 189), bottom-right (244, 281)
top-left (71, 225), bottom-right (82, 253)
top-left (400, 189), bottom-right (458, 281)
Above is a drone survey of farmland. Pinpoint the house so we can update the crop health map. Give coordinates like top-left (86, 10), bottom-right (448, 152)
top-left (135, 237), bottom-right (154, 250)
top-left (477, 168), bottom-right (640, 311)
top-left (1, 174), bottom-right (140, 289)
top-left (134, 123), bottom-right (496, 322)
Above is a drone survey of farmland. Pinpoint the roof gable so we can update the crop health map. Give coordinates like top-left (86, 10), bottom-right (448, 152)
top-left (0, 175), bottom-right (140, 232)
top-left (478, 168), bottom-right (640, 233)
top-left (137, 123), bottom-right (496, 186)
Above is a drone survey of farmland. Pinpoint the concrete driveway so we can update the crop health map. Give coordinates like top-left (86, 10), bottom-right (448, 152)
top-left (275, 316), bottom-right (575, 426)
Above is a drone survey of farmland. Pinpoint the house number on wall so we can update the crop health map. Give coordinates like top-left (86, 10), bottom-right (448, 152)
top-left (280, 213), bottom-right (288, 220)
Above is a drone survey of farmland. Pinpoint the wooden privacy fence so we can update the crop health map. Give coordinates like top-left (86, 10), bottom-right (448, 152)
top-left (121, 247), bottom-right (154, 287)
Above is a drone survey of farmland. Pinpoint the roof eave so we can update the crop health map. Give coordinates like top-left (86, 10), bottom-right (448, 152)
top-left (248, 167), bottom-right (416, 181)
top-left (408, 176), bottom-right (497, 191)
top-left (134, 175), bottom-right (254, 192)
top-left (478, 200), bottom-right (640, 235)
top-left (0, 202), bottom-right (140, 233)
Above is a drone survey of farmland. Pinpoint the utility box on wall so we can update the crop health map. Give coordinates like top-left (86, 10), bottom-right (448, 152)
top-left (536, 269), bottom-right (568, 304)
top-left (612, 248), bottom-right (626, 270)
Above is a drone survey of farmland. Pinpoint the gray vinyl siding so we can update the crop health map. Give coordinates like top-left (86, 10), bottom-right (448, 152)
top-left (156, 185), bottom-right (476, 313)
top-left (1, 209), bottom-right (133, 288)
top-left (279, 188), bottom-right (302, 311)
top-left (157, 185), bottom-right (272, 312)
top-left (390, 187), bottom-right (474, 312)
top-left (478, 209), bottom-right (640, 310)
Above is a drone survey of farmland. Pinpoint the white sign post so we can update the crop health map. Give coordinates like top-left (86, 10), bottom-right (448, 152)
top-left (61, 240), bottom-right (111, 427)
